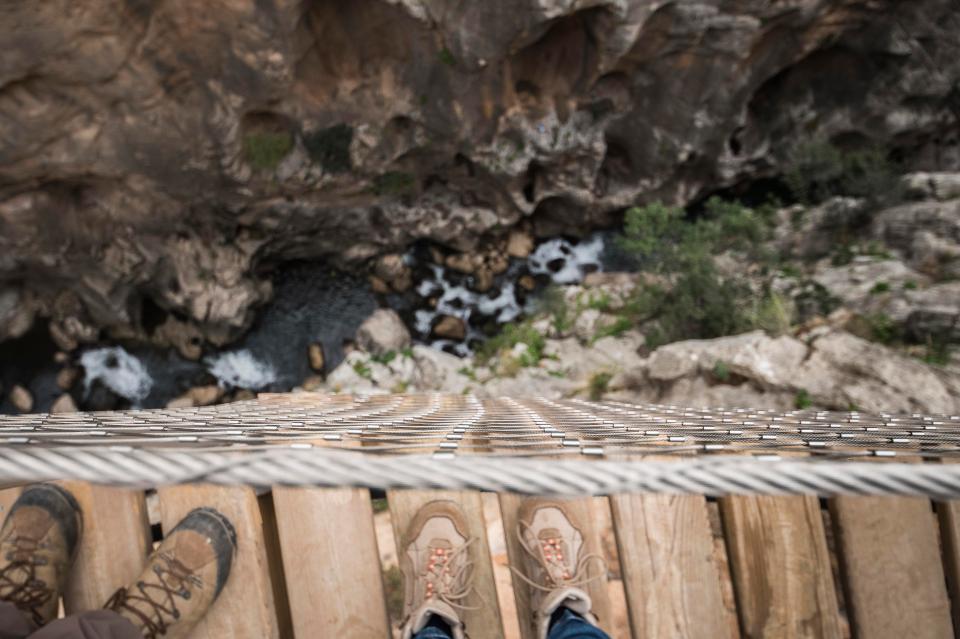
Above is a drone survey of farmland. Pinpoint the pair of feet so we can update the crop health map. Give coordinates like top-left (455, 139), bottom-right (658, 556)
top-left (400, 500), bottom-right (604, 639)
top-left (0, 484), bottom-right (236, 638)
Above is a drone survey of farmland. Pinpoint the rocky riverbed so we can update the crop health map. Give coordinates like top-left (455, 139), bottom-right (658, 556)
top-left (5, 173), bottom-right (958, 416)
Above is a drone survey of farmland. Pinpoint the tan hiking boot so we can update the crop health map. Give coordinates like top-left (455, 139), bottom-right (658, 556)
top-left (399, 501), bottom-right (476, 639)
top-left (0, 484), bottom-right (82, 628)
top-left (105, 507), bottom-right (236, 639)
top-left (515, 501), bottom-right (605, 639)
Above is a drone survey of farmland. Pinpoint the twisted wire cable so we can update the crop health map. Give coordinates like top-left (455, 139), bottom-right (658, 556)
top-left (1, 445), bottom-right (960, 498)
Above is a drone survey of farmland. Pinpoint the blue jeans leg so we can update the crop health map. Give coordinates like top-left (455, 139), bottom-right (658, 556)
top-left (548, 607), bottom-right (611, 639)
top-left (413, 615), bottom-right (454, 639)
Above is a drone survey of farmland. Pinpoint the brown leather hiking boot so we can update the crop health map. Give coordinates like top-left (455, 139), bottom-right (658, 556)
top-left (105, 507), bottom-right (236, 639)
top-left (0, 483), bottom-right (82, 628)
top-left (399, 501), bottom-right (476, 639)
top-left (515, 501), bottom-right (606, 639)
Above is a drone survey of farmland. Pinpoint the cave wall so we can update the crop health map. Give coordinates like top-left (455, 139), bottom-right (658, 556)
top-left (0, 0), bottom-right (958, 347)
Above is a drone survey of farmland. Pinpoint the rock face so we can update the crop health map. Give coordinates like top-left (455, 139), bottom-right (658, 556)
top-left (1, 0), bottom-right (957, 349)
top-left (630, 329), bottom-right (960, 413)
top-left (8, 385), bottom-right (33, 414)
top-left (355, 309), bottom-right (412, 356)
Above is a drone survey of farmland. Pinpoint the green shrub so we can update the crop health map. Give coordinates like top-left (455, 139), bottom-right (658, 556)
top-left (785, 140), bottom-right (845, 205)
top-left (785, 139), bottom-right (901, 206)
top-left (618, 202), bottom-right (686, 270)
top-left (922, 338), bottom-right (952, 367)
top-left (903, 280), bottom-right (918, 291)
top-left (624, 265), bottom-right (752, 345)
top-left (615, 199), bottom-right (792, 345)
top-left (352, 360), bottom-right (372, 379)
top-left (712, 361), bottom-right (730, 382)
top-left (593, 316), bottom-right (631, 341)
top-left (438, 48), bottom-right (456, 66)
top-left (304, 124), bottom-right (353, 173)
top-left (847, 312), bottom-right (901, 345)
top-left (869, 281), bottom-right (891, 295)
top-left (792, 281), bottom-right (841, 322)
top-left (586, 291), bottom-right (613, 312)
top-left (371, 350), bottom-right (396, 365)
top-left (749, 291), bottom-right (793, 336)
top-left (476, 321), bottom-right (546, 367)
top-left (243, 131), bottom-right (293, 171)
top-left (537, 286), bottom-right (575, 334)
top-left (374, 171), bottom-right (416, 196)
top-left (794, 389), bottom-right (813, 409)
top-left (588, 372), bottom-right (613, 401)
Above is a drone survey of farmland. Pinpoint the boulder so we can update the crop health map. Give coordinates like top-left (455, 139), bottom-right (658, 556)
top-left (356, 309), bottom-right (411, 356)
top-left (373, 254), bottom-right (413, 293)
top-left (644, 331), bottom-right (808, 389)
top-left (9, 385), bottom-right (33, 413)
top-left (308, 342), bottom-right (326, 373)
top-left (433, 315), bottom-right (467, 340)
top-left (166, 385), bottom-right (224, 408)
top-left (903, 173), bottom-right (960, 201)
top-left (872, 199), bottom-right (960, 277)
top-left (188, 385), bottom-right (225, 407)
top-left (369, 275), bottom-right (391, 294)
top-left (506, 230), bottom-right (534, 258)
top-left (623, 329), bottom-right (960, 414)
top-left (0, 288), bottom-right (35, 341)
top-left (50, 394), bottom-right (78, 414)
top-left (812, 258), bottom-right (925, 310)
top-left (301, 375), bottom-right (325, 392)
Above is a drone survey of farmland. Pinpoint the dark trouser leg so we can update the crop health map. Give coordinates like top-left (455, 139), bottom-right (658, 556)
top-left (0, 605), bottom-right (141, 639)
top-left (0, 601), bottom-right (34, 639)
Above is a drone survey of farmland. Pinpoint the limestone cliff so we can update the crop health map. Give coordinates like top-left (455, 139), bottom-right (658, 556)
top-left (1, 0), bottom-right (958, 347)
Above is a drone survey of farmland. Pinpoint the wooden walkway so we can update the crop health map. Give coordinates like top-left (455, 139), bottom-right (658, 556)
top-left (2, 482), bottom-right (959, 639)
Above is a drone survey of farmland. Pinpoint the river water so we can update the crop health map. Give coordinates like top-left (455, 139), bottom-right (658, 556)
top-left (1, 233), bottom-right (625, 412)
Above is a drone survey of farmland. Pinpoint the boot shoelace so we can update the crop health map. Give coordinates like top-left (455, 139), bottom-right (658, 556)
top-left (404, 537), bottom-right (482, 630)
top-left (512, 520), bottom-right (607, 594)
top-left (106, 551), bottom-right (202, 639)
top-left (0, 534), bottom-right (54, 626)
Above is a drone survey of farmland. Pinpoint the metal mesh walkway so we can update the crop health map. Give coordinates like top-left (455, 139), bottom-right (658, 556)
top-left (1, 393), bottom-right (959, 496)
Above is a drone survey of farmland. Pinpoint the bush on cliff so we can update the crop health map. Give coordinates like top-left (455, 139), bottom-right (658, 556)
top-left (615, 199), bottom-right (780, 345)
top-left (243, 131), bottom-right (293, 171)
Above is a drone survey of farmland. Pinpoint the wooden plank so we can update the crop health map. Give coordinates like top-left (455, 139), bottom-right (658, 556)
top-left (937, 499), bottom-right (960, 635)
top-left (158, 485), bottom-right (280, 639)
top-left (720, 495), bottom-right (842, 639)
top-left (60, 482), bottom-right (151, 613)
top-left (388, 489), bottom-right (504, 639)
top-left (610, 493), bottom-right (730, 639)
top-left (498, 495), bottom-right (612, 639)
top-left (830, 495), bottom-right (952, 639)
top-left (272, 487), bottom-right (391, 638)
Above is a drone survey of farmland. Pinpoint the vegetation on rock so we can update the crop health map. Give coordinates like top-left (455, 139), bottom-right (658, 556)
top-left (243, 131), bottom-right (293, 171)
top-left (304, 124), bottom-right (353, 173)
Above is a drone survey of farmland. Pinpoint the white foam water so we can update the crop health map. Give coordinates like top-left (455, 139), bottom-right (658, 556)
top-left (415, 234), bottom-right (604, 354)
top-left (206, 350), bottom-right (278, 389)
top-left (80, 346), bottom-right (154, 405)
top-left (527, 235), bottom-right (604, 284)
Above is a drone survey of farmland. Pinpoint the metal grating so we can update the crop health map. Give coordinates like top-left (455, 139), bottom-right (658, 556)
top-left (1, 392), bottom-right (958, 460)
